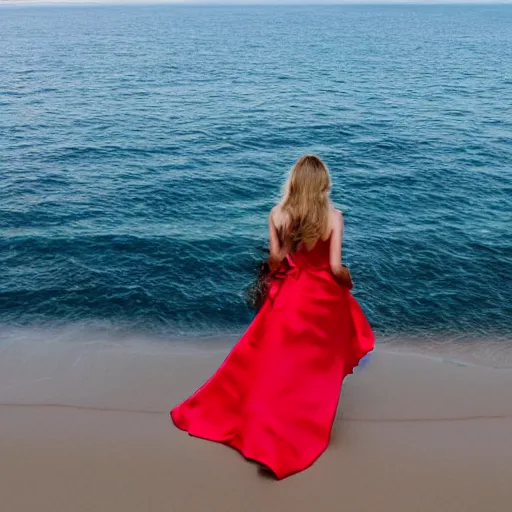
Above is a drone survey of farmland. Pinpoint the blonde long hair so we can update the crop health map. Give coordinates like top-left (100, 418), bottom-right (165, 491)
top-left (279, 155), bottom-right (332, 252)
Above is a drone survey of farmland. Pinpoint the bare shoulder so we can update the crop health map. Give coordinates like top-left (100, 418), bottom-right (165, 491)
top-left (269, 204), bottom-right (279, 225)
top-left (332, 207), bottom-right (343, 219)
top-left (329, 207), bottom-right (344, 228)
top-left (270, 204), bottom-right (288, 229)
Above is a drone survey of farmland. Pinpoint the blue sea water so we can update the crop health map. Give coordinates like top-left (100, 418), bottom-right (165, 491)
top-left (1, 4), bottom-right (511, 346)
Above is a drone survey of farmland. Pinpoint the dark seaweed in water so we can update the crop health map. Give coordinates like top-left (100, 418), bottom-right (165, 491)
top-left (245, 248), bottom-right (272, 313)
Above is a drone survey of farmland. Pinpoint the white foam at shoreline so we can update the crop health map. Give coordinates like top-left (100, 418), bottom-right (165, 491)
top-left (1, 323), bottom-right (512, 368)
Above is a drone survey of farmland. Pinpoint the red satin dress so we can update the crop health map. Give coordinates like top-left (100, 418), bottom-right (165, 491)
top-left (170, 235), bottom-right (375, 479)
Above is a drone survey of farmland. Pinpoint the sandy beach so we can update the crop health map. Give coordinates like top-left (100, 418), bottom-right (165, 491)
top-left (1, 336), bottom-right (511, 512)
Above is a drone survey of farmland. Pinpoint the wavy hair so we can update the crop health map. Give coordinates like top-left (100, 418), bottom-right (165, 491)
top-left (279, 155), bottom-right (332, 252)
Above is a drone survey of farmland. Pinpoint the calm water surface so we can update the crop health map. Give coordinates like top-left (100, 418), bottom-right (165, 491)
top-left (1, 5), bottom-right (511, 356)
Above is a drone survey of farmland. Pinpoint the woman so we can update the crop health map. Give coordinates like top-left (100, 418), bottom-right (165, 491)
top-left (170, 155), bottom-right (375, 479)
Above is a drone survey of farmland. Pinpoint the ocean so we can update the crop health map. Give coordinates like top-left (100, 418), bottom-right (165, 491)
top-left (1, 4), bottom-right (511, 351)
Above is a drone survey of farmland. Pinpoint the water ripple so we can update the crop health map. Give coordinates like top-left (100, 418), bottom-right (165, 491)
top-left (1, 4), bottom-right (511, 343)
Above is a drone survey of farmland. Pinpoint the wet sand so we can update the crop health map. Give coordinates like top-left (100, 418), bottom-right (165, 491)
top-left (1, 338), bottom-right (511, 512)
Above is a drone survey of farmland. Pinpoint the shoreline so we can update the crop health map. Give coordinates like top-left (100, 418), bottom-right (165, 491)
top-left (1, 339), bottom-right (511, 511)
top-left (2, 323), bottom-right (512, 368)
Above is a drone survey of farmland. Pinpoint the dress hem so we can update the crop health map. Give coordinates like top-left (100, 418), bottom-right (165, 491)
top-left (169, 345), bottom-right (373, 480)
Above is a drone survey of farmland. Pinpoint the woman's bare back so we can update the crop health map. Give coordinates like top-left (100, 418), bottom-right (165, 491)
top-left (269, 204), bottom-right (346, 281)
top-left (270, 204), bottom-right (342, 248)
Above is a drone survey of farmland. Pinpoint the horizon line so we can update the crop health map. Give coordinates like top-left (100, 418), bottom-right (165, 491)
top-left (2, 0), bottom-right (512, 5)
top-left (2, 1), bottom-right (512, 6)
